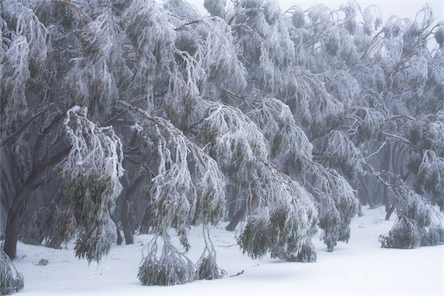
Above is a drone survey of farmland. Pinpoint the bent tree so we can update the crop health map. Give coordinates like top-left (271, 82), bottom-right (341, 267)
top-left (1, 0), bottom-right (443, 289)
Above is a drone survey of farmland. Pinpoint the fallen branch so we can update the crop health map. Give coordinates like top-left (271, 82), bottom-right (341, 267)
top-left (216, 244), bottom-right (237, 248)
top-left (230, 270), bottom-right (244, 277)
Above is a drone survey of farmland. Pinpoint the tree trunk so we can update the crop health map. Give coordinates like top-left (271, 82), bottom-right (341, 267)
top-left (121, 174), bottom-right (146, 244)
top-left (139, 207), bottom-right (150, 234)
top-left (226, 185), bottom-right (239, 219)
top-left (121, 200), bottom-right (134, 245)
top-left (110, 215), bottom-right (123, 245)
top-left (226, 192), bottom-right (259, 231)
top-left (383, 141), bottom-right (392, 212)
top-left (3, 210), bottom-right (20, 260)
top-left (358, 202), bottom-right (364, 217)
top-left (385, 199), bottom-right (397, 220)
top-left (3, 147), bottom-right (70, 259)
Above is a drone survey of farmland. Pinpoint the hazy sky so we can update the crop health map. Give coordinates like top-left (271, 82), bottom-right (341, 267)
top-left (187, 0), bottom-right (444, 24)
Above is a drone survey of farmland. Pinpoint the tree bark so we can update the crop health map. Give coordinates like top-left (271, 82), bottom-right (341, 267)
top-left (226, 192), bottom-right (259, 231)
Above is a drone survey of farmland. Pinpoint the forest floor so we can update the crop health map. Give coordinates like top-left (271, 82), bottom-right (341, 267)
top-left (12, 206), bottom-right (443, 295)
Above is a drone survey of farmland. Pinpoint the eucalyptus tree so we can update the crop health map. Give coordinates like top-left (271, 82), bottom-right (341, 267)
top-left (220, 0), bottom-right (361, 252)
top-left (293, 2), bottom-right (444, 248)
top-left (1, 0), bottom-right (443, 292)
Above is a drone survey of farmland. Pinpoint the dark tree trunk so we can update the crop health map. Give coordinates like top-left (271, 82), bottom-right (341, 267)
top-left (120, 174), bottom-right (147, 244)
top-left (383, 141), bottom-right (392, 212)
top-left (358, 202), bottom-right (364, 217)
top-left (121, 200), bottom-right (134, 245)
top-left (110, 215), bottom-right (123, 245)
top-left (3, 210), bottom-right (20, 259)
top-left (3, 147), bottom-right (70, 259)
top-left (226, 185), bottom-right (239, 219)
top-left (139, 208), bottom-right (150, 234)
top-left (385, 199), bottom-right (397, 220)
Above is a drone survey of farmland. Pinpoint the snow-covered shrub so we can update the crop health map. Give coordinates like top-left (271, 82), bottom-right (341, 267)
top-left (0, 249), bottom-right (24, 295)
top-left (196, 252), bottom-right (224, 280)
top-left (420, 224), bottom-right (444, 246)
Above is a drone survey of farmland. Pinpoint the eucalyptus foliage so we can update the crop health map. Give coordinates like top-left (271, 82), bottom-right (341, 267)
top-left (1, 0), bottom-right (444, 290)
top-left (0, 249), bottom-right (24, 295)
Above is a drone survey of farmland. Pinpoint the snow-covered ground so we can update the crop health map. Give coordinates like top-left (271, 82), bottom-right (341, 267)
top-left (12, 206), bottom-right (443, 295)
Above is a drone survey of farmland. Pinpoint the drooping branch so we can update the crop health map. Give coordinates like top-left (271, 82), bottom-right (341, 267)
top-left (382, 132), bottom-right (423, 151)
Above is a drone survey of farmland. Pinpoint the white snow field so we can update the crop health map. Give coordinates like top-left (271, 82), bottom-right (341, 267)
top-left (13, 206), bottom-right (443, 296)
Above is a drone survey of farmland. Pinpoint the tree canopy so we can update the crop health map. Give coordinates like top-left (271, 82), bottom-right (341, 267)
top-left (1, 0), bottom-right (443, 290)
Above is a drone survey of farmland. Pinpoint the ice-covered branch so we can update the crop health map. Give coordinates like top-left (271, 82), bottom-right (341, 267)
top-left (117, 100), bottom-right (226, 230)
top-left (55, 106), bottom-right (124, 263)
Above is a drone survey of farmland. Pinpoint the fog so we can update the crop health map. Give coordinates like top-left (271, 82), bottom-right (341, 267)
top-left (188, 0), bottom-right (444, 24)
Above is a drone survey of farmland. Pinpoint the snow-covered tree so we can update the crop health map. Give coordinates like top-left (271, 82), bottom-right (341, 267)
top-left (1, 0), bottom-right (443, 291)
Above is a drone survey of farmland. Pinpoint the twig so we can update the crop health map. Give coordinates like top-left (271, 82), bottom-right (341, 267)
top-left (217, 244), bottom-right (237, 248)
top-left (229, 270), bottom-right (244, 277)
top-left (174, 20), bottom-right (202, 31)
top-left (382, 132), bottom-right (422, 151)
